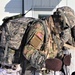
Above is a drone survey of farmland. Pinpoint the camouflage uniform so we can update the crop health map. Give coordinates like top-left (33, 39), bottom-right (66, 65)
top-left (46, 16), bottom-right (63, 57)
top-left (23, 20), bottom-right (46, 69)
top-left (23, 19), bottom-right (59, 69)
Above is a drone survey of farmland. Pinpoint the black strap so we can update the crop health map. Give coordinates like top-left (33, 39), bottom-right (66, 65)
top-left (41, 20), bottom-right (48, 50)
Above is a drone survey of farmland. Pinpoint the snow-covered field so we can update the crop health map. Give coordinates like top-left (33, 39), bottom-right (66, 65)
top-left (68, 49), bottom-right (75, 75)
top-left (0, 69), bottom-right (64, 75)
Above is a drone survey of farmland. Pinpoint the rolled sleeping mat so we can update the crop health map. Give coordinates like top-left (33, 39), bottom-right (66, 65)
top-left (45, 58), bottom-right (62, 71)
top-left (63, 54), bottom-right (71, 66)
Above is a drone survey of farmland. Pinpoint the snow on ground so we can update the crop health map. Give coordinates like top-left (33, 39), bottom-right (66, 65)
top-left (68, 49), bottom-right (75, 75)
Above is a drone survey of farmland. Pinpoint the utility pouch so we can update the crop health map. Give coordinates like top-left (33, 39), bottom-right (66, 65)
top-left (29, 32), bottom-right (43, 49)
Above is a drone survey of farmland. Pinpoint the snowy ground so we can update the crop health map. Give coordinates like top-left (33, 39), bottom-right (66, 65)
top-left (68, 49), bottom-right (75, 75)
top-left (0, 69), bottom-right (64, 75)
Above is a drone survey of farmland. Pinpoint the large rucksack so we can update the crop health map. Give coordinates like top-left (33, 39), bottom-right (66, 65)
top-left (0, 16), bottom-right (36, 67)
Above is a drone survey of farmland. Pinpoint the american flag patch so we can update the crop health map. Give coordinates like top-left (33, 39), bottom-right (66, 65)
top-left (36, 32), bottom-right (43, 40)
